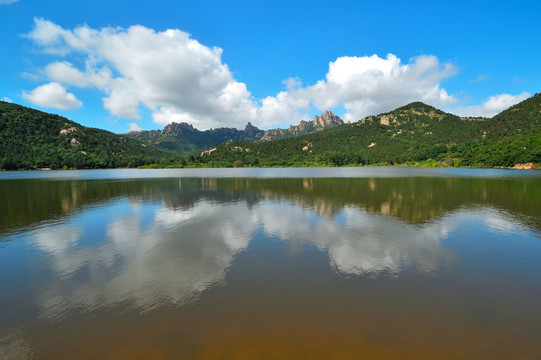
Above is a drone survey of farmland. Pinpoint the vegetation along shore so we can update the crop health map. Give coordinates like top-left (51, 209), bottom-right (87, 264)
top-left (1, 93), bottom-right (539, 171)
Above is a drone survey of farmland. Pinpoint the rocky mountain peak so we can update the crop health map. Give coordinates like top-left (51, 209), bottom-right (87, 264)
top-left (244, 122), bottom-right (262, 137)
top-left (313, 111), bottom-right (344, 127)
top-left (162, 122), bottom-right (196, 134)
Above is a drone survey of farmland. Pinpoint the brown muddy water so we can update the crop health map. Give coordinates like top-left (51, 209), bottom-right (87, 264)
top-left (1, 168), bottom-right (540, 359)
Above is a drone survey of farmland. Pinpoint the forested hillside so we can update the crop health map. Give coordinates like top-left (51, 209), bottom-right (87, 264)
top-left (199, 95), bottom-right (541, 167)
top-left (0, 101), bottom-right (171, 169)
top-left (1, 94), bottom-right (539, 170)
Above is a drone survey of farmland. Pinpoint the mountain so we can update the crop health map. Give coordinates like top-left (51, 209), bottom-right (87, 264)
top-left (125, 121), bottom-right (264, 156)
top-left (125, 111), bottom-right (344, 155)
top-left (199, 95), bottom-right (541, 167)
top-left (481, 92), bottom-right (541, 139)
top-left (2, 95), bottom-right (539, 170)
top-left (261, 111), bottom-right (345, 141)
top-left (0, 101), bottom-right (171, 170)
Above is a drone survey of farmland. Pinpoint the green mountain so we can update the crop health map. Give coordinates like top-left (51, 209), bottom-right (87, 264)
top-left (456, 93), bottom-right (541, 167)
top-left (2, 94), bottom-right (539, 170)
top-left (199, 95), bottom-right (541, 167)
top-left (482, 93), bottom-right (541, 139)
top-left (125, 111), bottom-right (344, 156)
top-left (125, 121), bottom-right (264, 156)
top-left (0, 101), bottom-right (172, 170)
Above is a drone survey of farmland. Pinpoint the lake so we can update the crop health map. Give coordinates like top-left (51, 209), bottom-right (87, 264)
top-left (1, 168), bottom-right (540, 359)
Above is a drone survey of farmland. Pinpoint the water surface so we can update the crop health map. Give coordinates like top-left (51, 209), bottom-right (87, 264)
top-left (1, 168), bottom-right (540, 359)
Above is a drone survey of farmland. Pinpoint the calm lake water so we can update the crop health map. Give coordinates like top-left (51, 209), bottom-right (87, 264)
top-left (1, 168), bottom-right (540, 359)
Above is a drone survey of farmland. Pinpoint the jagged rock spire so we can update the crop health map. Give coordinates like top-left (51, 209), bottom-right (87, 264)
top-left (313, 111), bottom-right (344, 127)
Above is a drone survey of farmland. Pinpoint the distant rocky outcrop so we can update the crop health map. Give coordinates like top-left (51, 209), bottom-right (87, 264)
top-left (126, 111), bottom-right (345, 155)
top-left (314, 110), bottom-right (345, 127)
top-left (513, 163), bottom-right (536, 169)
top-left (126, 121), bottom-right (265, 155)
top-left (261, 111), bottom-right (344, 141)
top-left (243, 122), bottom-right (261, 138)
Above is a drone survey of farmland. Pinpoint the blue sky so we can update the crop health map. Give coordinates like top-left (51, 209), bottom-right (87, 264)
top-left (1, 0), bottom-right (539, 133)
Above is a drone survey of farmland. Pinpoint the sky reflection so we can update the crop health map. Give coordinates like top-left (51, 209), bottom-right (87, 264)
top-left (28, 194), bottom-right (470, 320)
top-left (1, 174), bottom-right (540, 359)
top-left (0, 175), bottom-right (537, 323)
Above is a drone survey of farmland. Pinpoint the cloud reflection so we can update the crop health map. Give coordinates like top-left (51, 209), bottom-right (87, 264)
top-left (0, 329), bottom-right (34, 360)
top-left (480, 208), bottom-right (527, 233)
top-left (31, 196), bottom-right (492, 318)
top-left (257, 203), bottom-right (458, 275)
top-left (35, 201), bottom-right (257, 318)
top-left (33, 226), bottom-right (81, 255)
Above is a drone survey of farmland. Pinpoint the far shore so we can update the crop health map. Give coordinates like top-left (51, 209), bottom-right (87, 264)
top-left (2, 163), bottom-right (538, 172)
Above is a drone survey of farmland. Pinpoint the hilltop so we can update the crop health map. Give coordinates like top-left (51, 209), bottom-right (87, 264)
top-left (483, 92), bottom-right (541, 139)
top-left (0, 101), bottom-right (172, 170)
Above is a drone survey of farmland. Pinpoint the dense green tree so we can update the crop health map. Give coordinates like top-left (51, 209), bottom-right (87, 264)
top-left (2, 94), bottom-right (540, 170)
top-left (0, 101), bottom-right (175, 169)
top-left (200, 96), bottom-right (541, 168)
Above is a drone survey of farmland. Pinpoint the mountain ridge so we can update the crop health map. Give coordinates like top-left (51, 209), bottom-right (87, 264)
top-left (125, 111), bottom-right (345, 155)
top-left (1, 94), bottom-right (539, 169)
top-left (0, 101), bottom-right (171, 169)
top-left (199, 95), bottom-right (540, 167)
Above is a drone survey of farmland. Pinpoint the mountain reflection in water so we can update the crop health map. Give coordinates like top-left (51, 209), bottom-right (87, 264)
top-left (1, 174), bottom-right (540, 360)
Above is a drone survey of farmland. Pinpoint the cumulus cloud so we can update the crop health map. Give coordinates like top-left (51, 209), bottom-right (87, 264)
top-left (2, 96), bottom-right (13, 102)
top-left (127, 122), bottom-right (143, 132)
top-left (25, 18), bottom-right (99, 55)
top-left (44, 61), bottom-right (88, 87)
top-left (305, 54), bottom-right (458, 122)
top-left (44, 61), bottom-right (110, 88)
top-left (22, 82), bottom-right (82, 110)
top-left (25, 18), bottom-right (462, 129)
top-left (450, 92), bottom-right (530, 118)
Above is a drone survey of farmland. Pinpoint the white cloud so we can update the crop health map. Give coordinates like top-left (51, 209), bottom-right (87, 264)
top-left (20, 71), bottom-right (43, 82)
top-left (102, 77), bottom-right (141, 119)
top-left (22, 82), bottom-right (83, 110)
top-left (24, 19), bottom-right (464, 129)
top-left (0, 0), bottom-right (19, 4)
top-left (44, 61), bottom-right (89, 87)
top-left (2, 96), bottom-right (13, 103)
top-left (305, 54), bottom-right (458, 122)
top-left (43, 61), bottom-right (112, 89)
top-left (450, 92), bottom-right (530, 118)
top-left (127, 122), bottom-right (143, 132)
top-left (282, 77), bottom-right (302, 91)
top-left (25, 18), bottom-right (99, 55)
top-left (26, 19), bottom-right (264, 128)
top-left (472, 74), bottom-right (489, 83)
